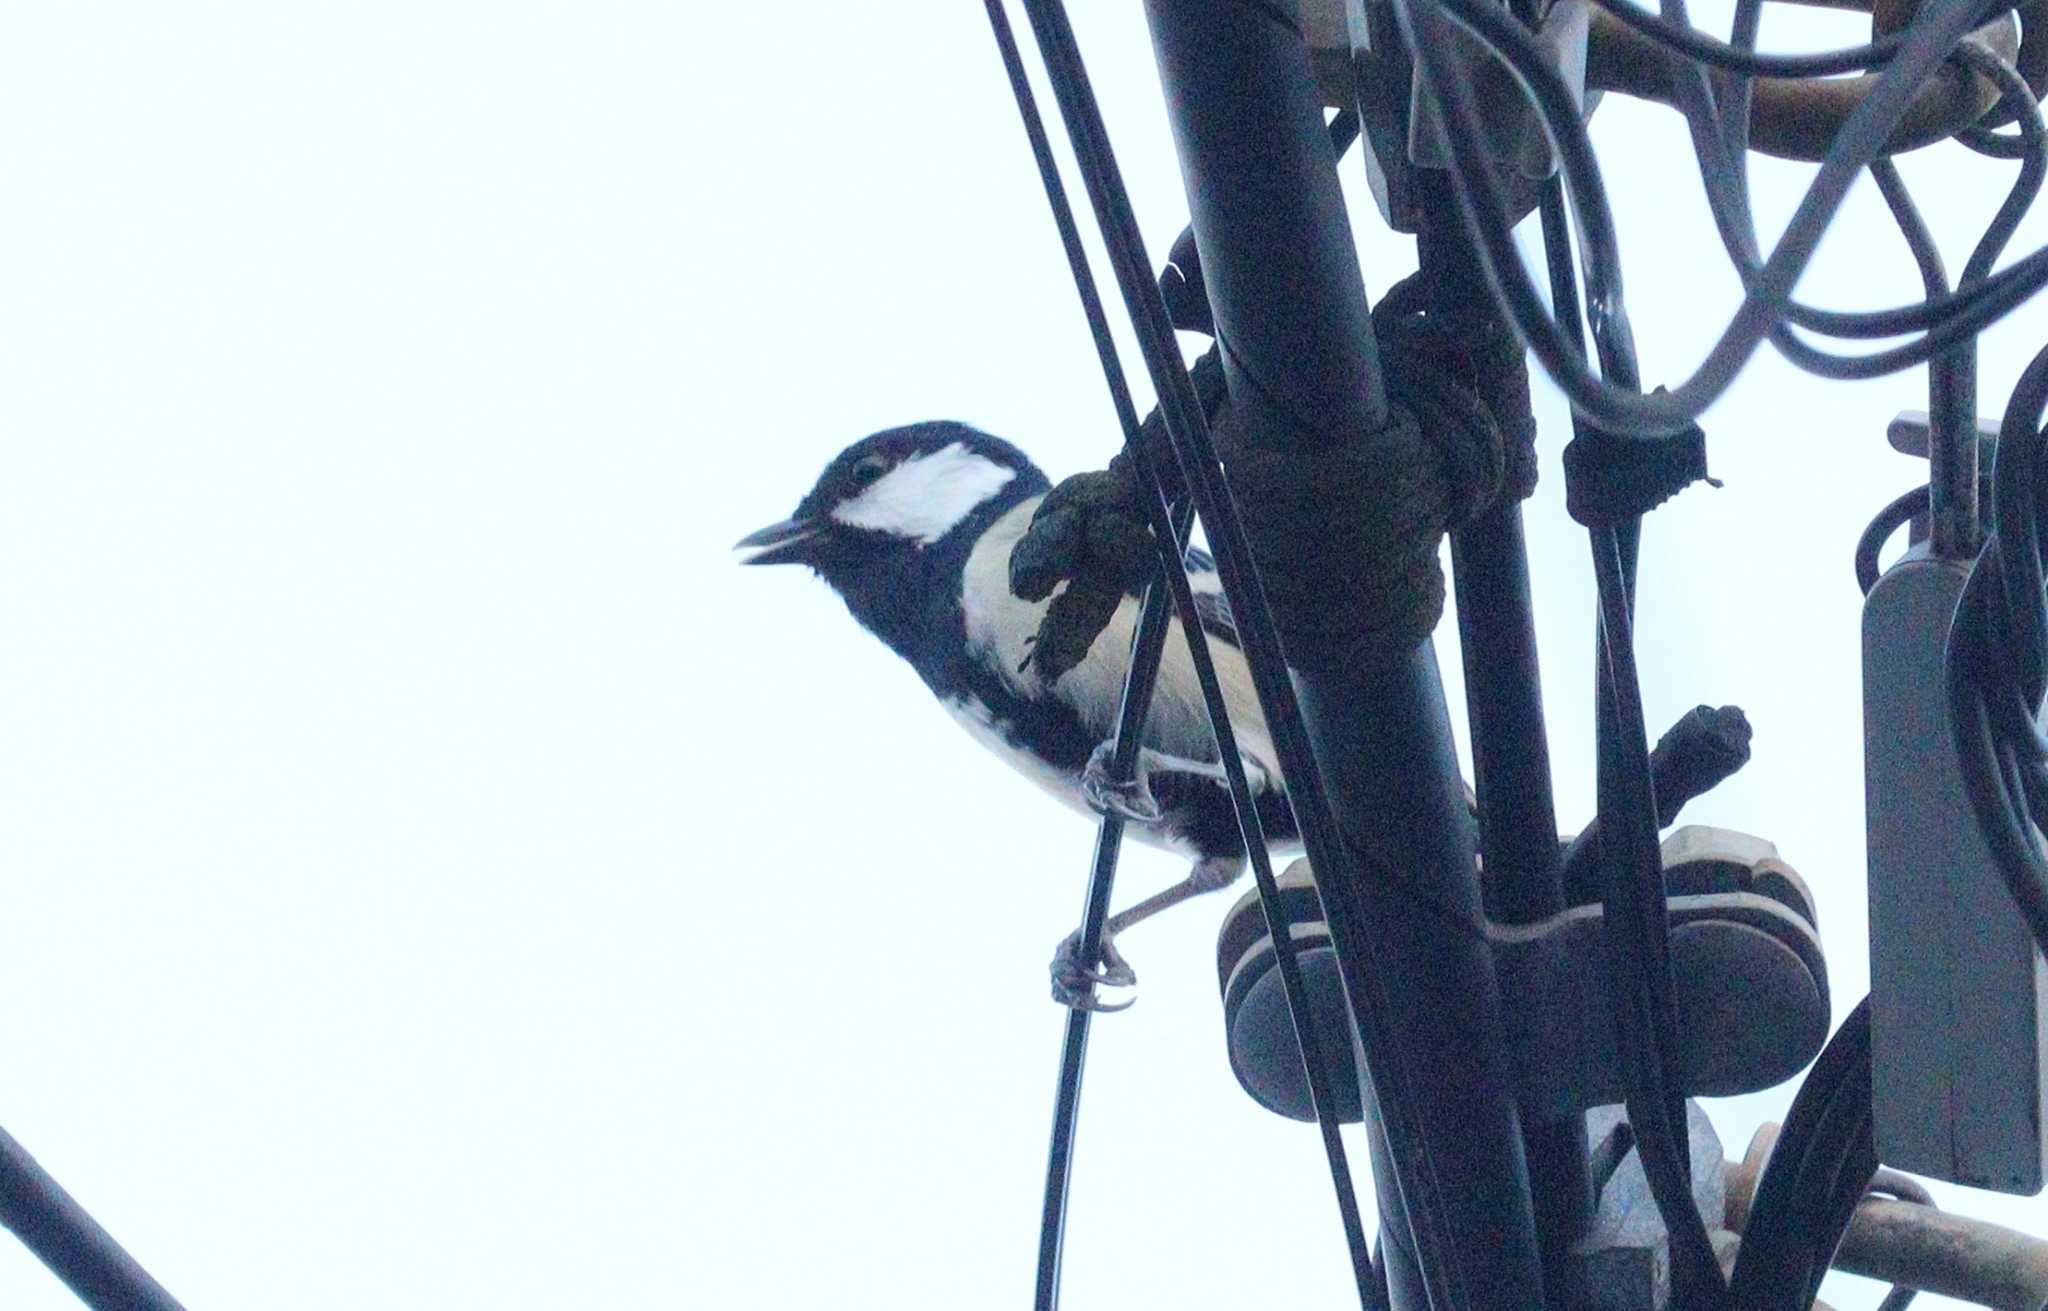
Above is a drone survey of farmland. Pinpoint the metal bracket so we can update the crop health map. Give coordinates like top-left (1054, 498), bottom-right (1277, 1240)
top-left (1216, 826), bottom-right (1831, 1124)
top-left (1324, 0), bottom-right (1591, 232)
top-left (1887, 408), bottom-right (2001, 460)
top-left (1566, 1102), bottom-right (1734, 1311)
top-left (1404, 0), bottom-right (1592, 183)
top-left (1886, 407), bottom-right (1997, 548)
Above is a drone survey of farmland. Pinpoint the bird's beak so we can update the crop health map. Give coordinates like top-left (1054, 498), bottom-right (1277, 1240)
top-left (734, 516), bottom-right (821, 566)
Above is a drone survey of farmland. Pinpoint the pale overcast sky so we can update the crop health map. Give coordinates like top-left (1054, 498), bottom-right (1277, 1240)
top-left (0, 3), bottom-right (2043, 1309)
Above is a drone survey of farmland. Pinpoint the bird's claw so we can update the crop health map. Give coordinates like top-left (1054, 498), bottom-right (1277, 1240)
top-left (1081, 740), bottom-right (1162, 824)
top-left (1049, 928), bottom-right (1138, 1011)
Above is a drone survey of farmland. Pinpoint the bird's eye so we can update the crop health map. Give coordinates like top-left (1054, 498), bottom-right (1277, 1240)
top-left (851, 457), bottom-right (890, 486)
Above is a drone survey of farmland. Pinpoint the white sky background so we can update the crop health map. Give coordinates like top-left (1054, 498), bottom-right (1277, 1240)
top-left (1, 2), bottom-right (2045, 1308)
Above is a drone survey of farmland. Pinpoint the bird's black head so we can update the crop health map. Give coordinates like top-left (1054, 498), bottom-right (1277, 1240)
top-left (737, 422), bottom-right (1047, 574)
top-left (736, 422), bottom-right (1049, 663)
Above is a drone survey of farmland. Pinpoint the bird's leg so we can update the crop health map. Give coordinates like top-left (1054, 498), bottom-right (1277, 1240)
top-left (1048, 854), bottom-right (1247, 1010)
top-left (1048, 928), bottom-right (1137, 1012)
top-left (1080, 740), bottom-right (1162, 824)
top-left (1103, 853), bottom-right (1247, 938)
top-left (1080, 742), bottom-right (1273, 825)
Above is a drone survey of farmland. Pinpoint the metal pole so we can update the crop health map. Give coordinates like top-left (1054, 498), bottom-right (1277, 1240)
top-left (0, 1124), bottom-right (185, 1311)
top-left (1422, 171), bottom-right (1596, 1303)
top-left (1137, 4), bottom-right (1546, 1308)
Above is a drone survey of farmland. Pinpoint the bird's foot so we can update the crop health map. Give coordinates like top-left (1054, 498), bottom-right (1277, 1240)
top-left (1049, 928), bottom-right (1138, 1011)
top-left (1080, 740), bottom-right (1163, 825)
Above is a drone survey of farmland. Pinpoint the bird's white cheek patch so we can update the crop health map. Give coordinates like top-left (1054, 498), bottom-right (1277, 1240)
top-left (829, 442), bottom-right (1017, 544)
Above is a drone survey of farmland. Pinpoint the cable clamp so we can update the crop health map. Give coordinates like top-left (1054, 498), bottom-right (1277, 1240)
top-left (1563, 402), bottom-right (1717, 527)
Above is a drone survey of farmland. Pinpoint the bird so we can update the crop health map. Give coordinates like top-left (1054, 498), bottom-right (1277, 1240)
top-left (736, 420), bottom-right (1297, 1009)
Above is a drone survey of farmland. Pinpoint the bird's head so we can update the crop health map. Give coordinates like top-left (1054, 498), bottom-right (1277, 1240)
top-left (735, 422), bottom-right (1048, 587)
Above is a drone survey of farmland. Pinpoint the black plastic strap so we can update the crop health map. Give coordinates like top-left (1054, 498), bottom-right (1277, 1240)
top-left (1564, 413), bottom-right (1716, 527)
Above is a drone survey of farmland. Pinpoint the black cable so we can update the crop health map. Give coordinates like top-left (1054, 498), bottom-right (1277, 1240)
top-left (1947, 332), bottom-right (2048, 951)
top-left (1962, 119), bottom-right (2034, 157)
top-left (1800, 1066), bottom-right (1881, 1306)
top-left (1651, 17), bottom-right (2025, 365)
top-left (1868, 157), bottom-right (1981, 556)
top-left (1510, 20), bottom-right (1727, 1306)
top-left (1605, 8), bottom-right (2045, 377)
top-left (1032, 574), bottom-right (1180, 1304)
top-left (981, 4), bottom-right (1380, 1306)
top-left (1614, 0), bottom-right (2026, 377)
top-left (1619, 0), bottom-right (2019, 369)
top-left (1398, 0), bottom-right (2032, 432)
top-left (1728, 999), bottom-right (1879, 1311)
top-left (1868, 1167), bottom-right (1938, 1208)
top-left (1721, 0), bottom-right (1764, 160)
top-left (1011, 2), bottom-right (1484, 1304)
top-left (1868, 158), bottom-right (1951, 341)
top-left (1773, 42), bottom-right (2045, 386)
top-left (1520, 53), bottom-right (1728, 1311)
top-left (1657, 15), bottom-right (2023, 455)
top-left (981, 26), bottom-right (1198, 1308)
top-left (0, 1125), bottom-right (186, 1311)
top-left (1856, 486), bottom-right (1933, 595)
top-left (1591, 532), bottom-right (1730, 1308)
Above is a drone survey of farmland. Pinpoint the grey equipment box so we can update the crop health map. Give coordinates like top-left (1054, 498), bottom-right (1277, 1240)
top-left (1864, 538), bottom-right (2048, 1194)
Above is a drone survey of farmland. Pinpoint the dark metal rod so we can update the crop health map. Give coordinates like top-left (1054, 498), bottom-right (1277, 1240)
top-left (1416, 157), bottom-right (1592, 1302)
top-left (1451, 503), bottom-right (1571, 918)
top-left (1869, 158), bottom-right (1978, 560)
top-left (1136, 3), bottom-right (1544, 1308)
top-left (1290, 652), bottom-right (1544, 1311)
top-left (1417, 173), bottom-right (1567, 925)
top-left (0, 1124), bottom-right (185, 1311)
top-left (1451, 502), bottom-right (1595, 1307)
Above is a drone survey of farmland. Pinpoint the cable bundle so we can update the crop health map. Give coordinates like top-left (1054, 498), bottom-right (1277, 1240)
top-left (1948, 337), bottom-right (2048, 951)
top-left (983, 0), bottom-right (2048, 1306)
top-left (1397, 0), bottom-right (2048, 1306)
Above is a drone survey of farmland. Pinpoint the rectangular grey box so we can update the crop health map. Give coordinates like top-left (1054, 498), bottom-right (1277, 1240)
top-left (1864, 543), bottom-right (2047, 1195)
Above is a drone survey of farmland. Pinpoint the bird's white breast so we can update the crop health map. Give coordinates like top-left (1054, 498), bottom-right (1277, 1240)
top-left (955, 497), bottom-right (1279, 783)
top-left (942, 694), bottom-right (1098, 821)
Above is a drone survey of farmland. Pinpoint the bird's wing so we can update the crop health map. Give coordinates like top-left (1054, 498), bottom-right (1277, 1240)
top-left (1072, 545), bottom-right (1277, 782)
top-left (1181, 547), bottom-right (1241, 650)
top-left (1105, 544), bottom-right (1238, 649)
